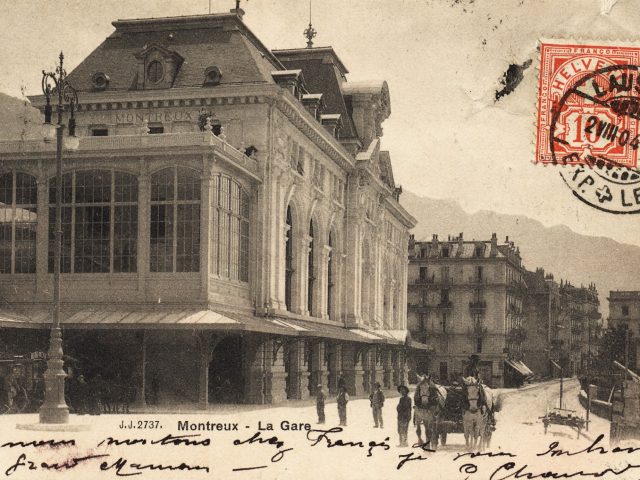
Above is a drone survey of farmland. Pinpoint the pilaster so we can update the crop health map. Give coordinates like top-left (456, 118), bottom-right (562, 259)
top-left (288, 339), bottom-right (310, 400)
top-left (137, 160), bottom-right (150, 297)
top-left (35, 177), bottom-right (49, 298)
top-left (342, 344), bottom-right (364, 396)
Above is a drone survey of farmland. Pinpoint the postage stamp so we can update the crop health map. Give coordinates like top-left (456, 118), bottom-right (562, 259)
top-left (536, 42), bottom-right (640, 213)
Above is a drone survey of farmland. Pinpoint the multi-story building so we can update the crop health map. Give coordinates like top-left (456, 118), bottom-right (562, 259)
top-left (407, 233), bottom-right (526, 387)
top-left (523, 268), bottom-right (600, 378)
top-left (560, 281), bottom-right (600, 375)
top-left (0, 9), bottom-right (416, 406)
top-left (608, 290), bottom-right (640, 371)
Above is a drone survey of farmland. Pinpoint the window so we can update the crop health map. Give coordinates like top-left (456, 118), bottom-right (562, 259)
top-left (474, 244), bottom-right (484, 257)
top-left (622, 305), bottom-right (630, 316)
top-left (285, 206), bottom-right (293, 311)
top-left (91, 128), bottom-right (108, 137)
top-left (48, 170), bottom-right (137, 273)
top-left (148, 125), bottom-right (164, 134)
top-left (476, 337), bottom-right (483, 353)
top-left (327, 230), bottom-right (334, 318)
top-left (476, 266), bottom-right (483, 280)
top-left (440, 362), bottom-right (448, 381)
top-left (442, 246), bottom-right (449, 258)
top-left (441, 266), bottom-right (449, 282)
top-left (211, 175), bottom-right (249, 282)
top-left (419, 266), bottom-right (428, 281)
top-left (442, 313), bottom-right (447, 332)
top-left (308, 219), bottom-right (315, 315)
top-left (147, 60), bottom-right (164, 84)
top-left (150, 167), bottom-right (200, 272)
top-left (0, 173), bottom-right (37, 274)
top-left (440, 289), bottom-right (449, 304)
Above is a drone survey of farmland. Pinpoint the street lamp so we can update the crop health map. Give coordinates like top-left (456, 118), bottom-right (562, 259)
top-left (38, 52), bottom-right (78, 424)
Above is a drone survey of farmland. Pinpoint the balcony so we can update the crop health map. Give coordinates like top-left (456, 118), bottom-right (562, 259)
top-left (507, 326), bottom-right (527, 344)
top-left (468, 276), bottom-right (486, 284)
top-left (469, 300), bottom-right (487, 311)
top-left (407, 301), bottom-right (452, 312)
top-left (436, 301), bottom-right (453, 310)
top-left (0, 131), bottom-right (260, 178)
top-left (467, 323), bottom-right (488, 337)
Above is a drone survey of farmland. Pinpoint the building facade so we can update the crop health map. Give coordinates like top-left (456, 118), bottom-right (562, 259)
top-left (0, 10), bottom-right (416, 406)
top-left (608, 290), bottom-right (640, 371)
top-left (407, 233), bottom-right (526, 387)
top-left (523, 268), bottom-right (600, 378)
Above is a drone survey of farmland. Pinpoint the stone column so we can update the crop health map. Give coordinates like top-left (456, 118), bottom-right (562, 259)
top-left (287, 339), bottom-right (310, 400)
top-left (382, 349), bottom-right (393, 389)
top-left (137, 165), bottom-right (150, 298)
top-left (310, 340), bottom-right (328, 391)
top-left (243, 335), bottom-right (266, 404)
top-left (294, 235), bottom-right (312, 316)
top-left (197, 333), bottom-right (222, 409)
top-left (35, 178), bottom-right (49, 298)
top-left (392, 350), bottom-right (401, 386)
top-left (264, 338), bottom-right (287, 404)
top-left (342, 344), bottom-right (365, 396)
top-left (327, 343), bottom-right (343, 395)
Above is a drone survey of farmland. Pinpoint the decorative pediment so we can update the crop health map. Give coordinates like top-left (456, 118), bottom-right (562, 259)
top-left (133, 43), bottom-right (184, 90)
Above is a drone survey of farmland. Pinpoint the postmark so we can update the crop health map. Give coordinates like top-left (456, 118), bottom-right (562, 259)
top-left (536, 42), bottom-right (640, 213)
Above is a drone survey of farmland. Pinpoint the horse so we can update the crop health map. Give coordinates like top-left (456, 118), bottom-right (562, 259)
top-left (479, 385), bottom-right (498, 450)
top-left (413, 374), bottom-right (447, 450)
top-left (462, 376), bottom-right (486, 449)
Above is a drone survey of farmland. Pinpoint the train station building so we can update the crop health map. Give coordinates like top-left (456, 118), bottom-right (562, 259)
top-left (0, 8), bottom-right (417, 406)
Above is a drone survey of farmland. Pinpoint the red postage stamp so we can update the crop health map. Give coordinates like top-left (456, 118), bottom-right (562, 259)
top-left (536, 42), bottom-right (640, 169)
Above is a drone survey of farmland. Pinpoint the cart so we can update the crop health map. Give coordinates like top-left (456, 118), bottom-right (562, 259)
top-left (539, 361), bottom-right (587, 439)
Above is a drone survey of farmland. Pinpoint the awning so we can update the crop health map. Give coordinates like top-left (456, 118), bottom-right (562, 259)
top-left (408, 340), bottom-right (433, 351)
top-left (505, 359), bottom-right (534, 378)
top-left (0, 308), bottom-right (294, 336)
top-left (274, 318), bottom-right (383, 344)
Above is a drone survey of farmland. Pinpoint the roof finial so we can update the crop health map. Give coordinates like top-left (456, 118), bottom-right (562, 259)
top-left (231, 0), bottom-right (246, 18)
top-left (303, 0), bottom-right (316, 48)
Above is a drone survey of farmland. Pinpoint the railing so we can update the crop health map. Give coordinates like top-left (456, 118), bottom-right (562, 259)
top-left (507, 326), bottom-right (527, 344)
top-left (0, 132), bottom-right (259, 175)
top-left (467, 324), bottom-right (488, 337)
top-left (469, 300), bottom-right (487, 310)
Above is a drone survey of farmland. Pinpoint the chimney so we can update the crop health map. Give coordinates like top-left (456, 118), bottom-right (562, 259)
top-left (408, 234), bottom-right (415, 253)
top-left (490, 233), bottom-right (497, 257)
top-left (457, 232), bottom-right (464, 256)
top-left (505, 235), bottom-right (509, 243)
top-left (431, 234), bottom-right (439, 254)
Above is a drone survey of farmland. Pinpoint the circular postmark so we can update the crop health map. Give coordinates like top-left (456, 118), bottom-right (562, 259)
top-left (550, 64), bottom-right (640, 213)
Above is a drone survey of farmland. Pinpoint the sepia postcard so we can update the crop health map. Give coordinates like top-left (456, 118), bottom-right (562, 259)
top-left (0, 0), bottom-right (639, 478)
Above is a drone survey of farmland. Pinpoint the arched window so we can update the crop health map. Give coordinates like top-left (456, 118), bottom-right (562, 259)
top-left (327, 230), bottom-right (334, 319)
top-left (307, 219), bottom-right (315, 315)
top-left (150, 167), bottom-right (200, 272)
top-left (211, 174), bottom-right (249, 282)
top-left (48, 170), bottom-right (138, 273)
top-left (284, 206), bottom-right (293, 311)
top-left (0, 172), bottom-right (37, 274)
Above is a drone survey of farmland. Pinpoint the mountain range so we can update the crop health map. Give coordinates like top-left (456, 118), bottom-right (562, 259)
top-left (401, 190), bottom-right (640, 317)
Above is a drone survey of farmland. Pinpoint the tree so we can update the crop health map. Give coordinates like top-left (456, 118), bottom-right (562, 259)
top-left (595, 325), bottom-right (636, 370)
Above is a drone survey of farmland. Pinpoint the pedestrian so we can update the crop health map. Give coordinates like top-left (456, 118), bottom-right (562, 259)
top-left (369, 381), bottom-right (385, 428)
top-left (397, 385), bottom-right (411, 447)
top-left (337, 385), bottom-right (349, 426)
top-left (316, 384), bottom-right (326, 424)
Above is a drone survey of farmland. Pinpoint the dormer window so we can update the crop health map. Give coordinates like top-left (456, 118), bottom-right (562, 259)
top-left (203, 66), bottom-right (222, 86)
top-left (147, 61), bottom-right (164, 84)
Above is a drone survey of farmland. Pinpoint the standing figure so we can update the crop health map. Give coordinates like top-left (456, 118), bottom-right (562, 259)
top-left (396, 385), bottom-right (412, 447)
top-left (316, 384), bottom-right (326, 424)
top-left (369, 382), bottom-right (385, 428)
top-left (336, 385), bottom-right (349, 426)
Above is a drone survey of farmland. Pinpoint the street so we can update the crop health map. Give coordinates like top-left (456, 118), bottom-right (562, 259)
top-left (1, 378), bottom-right (636, 480)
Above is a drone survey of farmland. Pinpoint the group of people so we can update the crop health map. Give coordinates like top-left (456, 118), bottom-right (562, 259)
top-left (313, 380), bottom-right (417, 447)
top-left (66, 371), bottom-right (136, 415)
top-left (314, 371), bottom-right (492, 449)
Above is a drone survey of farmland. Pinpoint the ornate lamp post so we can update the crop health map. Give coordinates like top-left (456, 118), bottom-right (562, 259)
top-left (39, 52), bottom-right (78, 424)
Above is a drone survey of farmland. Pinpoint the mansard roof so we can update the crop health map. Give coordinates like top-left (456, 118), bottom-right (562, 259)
top-left (66, 13), bottom-right (283, 92)
top-left (272, 47), bottom-right (358, 140)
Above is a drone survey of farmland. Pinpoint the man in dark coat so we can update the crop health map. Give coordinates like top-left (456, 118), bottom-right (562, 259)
top-left (396, 385), bottom-right (411, 447)
top-left (370, 382), bottom-right (385, 428)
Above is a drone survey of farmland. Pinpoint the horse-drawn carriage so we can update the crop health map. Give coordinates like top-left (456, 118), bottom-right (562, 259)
top-left (414, 375), bottom-right (498, 450)
top-left (0, 352), bottom-right (46, 414)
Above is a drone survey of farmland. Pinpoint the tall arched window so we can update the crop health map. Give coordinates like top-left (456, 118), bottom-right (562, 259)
top-left (0, 172), bottom-right (37, 274)
top-left (327, 230), bottom-right (334, 319)
top-left (211, 174), bottom-right (249, 282)
top-left (284, 206), bottom-right (293, 311)
top-left (48, 170), bottom-right (138, 273)
top-left (150, 166), bottom-right (200, 272)
top-left (307, 219), bottom-right (315, 315)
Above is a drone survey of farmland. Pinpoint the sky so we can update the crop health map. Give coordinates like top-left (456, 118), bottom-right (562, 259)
top-left (1, 0), bottom-right (639, 246)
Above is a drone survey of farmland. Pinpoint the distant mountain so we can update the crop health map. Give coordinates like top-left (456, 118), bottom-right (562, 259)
top-left (401, 190), bottom-right (640, 317)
